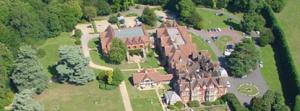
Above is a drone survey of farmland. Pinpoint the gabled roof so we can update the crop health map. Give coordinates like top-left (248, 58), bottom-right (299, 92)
top-left (133, 69), bottom-right (173, 85)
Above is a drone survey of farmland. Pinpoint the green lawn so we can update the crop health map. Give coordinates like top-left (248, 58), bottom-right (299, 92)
top-left (88, 38), bottom-right (99, 49)
top-left (260, 45), bottom-right (283, 94)
top-left (123, 72), bottom-right (163, 111)
top-left (35, 81), bottom-right (124, 111)
top-left (140, 56), bottom-right (161, 68)
top-left (191, 34), bottom-right (218, 61)
top-left (193, 105), bottom-right (227, 111)
top-left (275, 0), bottom-right (300, 83)
top-left (196, 8), bottom-right (240, 29)
top-left (89, 50), bottom-right (139, 69)
top-left (214, 36), bottom-right (232, 53)
top-left (37, 32), bottom-right (76, 77)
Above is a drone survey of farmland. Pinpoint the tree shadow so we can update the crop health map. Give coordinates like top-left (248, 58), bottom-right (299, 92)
top-left (224, 20), bottom-right (242, 31)
top-left (271, 44), bottom-right (298, 108)
top-left (128, 76), bottom-right (134, 86)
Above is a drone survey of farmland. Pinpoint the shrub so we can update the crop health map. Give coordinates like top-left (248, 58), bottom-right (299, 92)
top-left (139, 7), bottom-right (157, 26)
top-left (167, 105), bottom-right (175, 110)
top-left (147, 49), bottom-right (155, 57)
top-left (108, 16), bottom-right (118, 24)
top-left (221, 93), bottom-right (248, 111)
top-left (187, 100), bottom-right (200, 107)
top-left (74, 29), bottom-right (82, 38)
top-left (174, 101), bottom-right (184, 109)
top-left (258, 28), bottom-right (274, 47)
top-left (74, 39), bottom-right (81, 45)
top-left (126, 13), bottom-right (138, 17)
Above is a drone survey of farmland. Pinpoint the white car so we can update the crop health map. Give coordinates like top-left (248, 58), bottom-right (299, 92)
top-left (226, 81), bottom-right (231, 88)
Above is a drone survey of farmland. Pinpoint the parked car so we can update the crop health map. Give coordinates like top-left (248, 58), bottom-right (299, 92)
top-left (226, 81), bottom-right (231, 88)
top-left (224, 44), bottom-right (234, 56)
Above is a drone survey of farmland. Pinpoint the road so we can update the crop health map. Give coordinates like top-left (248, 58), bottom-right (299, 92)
top-left (189, 28), bottom-right (268, 104)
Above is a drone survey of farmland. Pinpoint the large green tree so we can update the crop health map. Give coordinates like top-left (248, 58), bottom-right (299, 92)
top-left (96, 0), bottom-right (112, 15)
top-left (0, 43), bottom-right (14, 110)
top-left (83, 6), bottom-right (97, 21)
top-left (251, 97), bottom-right (271, 111)
top-left (225, 39), bottom-right (260, 77)
top-left (11, 89), bottom-right (43, 111)
top-left (10, 46), bottom-right (48, 93)
top-left (177, 0), bottom-right (203, 29)
top-left (108, 38), bottom-right (127, 64)
top-left (241, 11), bottom-right (266, 33)
top-left (7, 1), bottom-right (49, 39)
top-left (55, 45), bottom-right (95, 85)
top-left (140, 7), bottom-right (157, 26)
top-left (265, 0), bottom-right (286, 13)
top-left (48, 0), bottom-right (83, 31)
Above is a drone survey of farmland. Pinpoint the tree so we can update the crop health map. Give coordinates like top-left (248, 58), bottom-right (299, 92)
top-left (99, 68), bottom-right (124, 90)
top-left (216, 0), bottom-right (229, 9)
top-left (108, 16), bottom-right (118, 24)
top-left (262, 90), bottom-right (275, 105)
top-left (221, 93), bottom-right (248, 111)
top-left (258, 28), bottom-right (274, 46)
top-left (227, 0), bottom-right (250, 12)
top-left (48, 0), bottom-right (83, 31)
top-left (108, 38), bottom-right (127, 64)
top-left (241, 11), bottom-right (265, 33)
top-left (174, 101), bottom-right (184, 109)
top-left (83, 6), bottom-right (97, 21)
top-left (11, 89), bottom-right (43, 111)
top-left (8, 1), bottom-right (49, 39)
top-left (140, 7), bottom-right (157, 26)
top-left (111, 0), bottom-right (121, 12)
top-left (96, 0), bottom-right (112, 15)
top-left (294, 95), bottom-right (300, 111)
top-left (225, 39), bottom-right (260, 77)
top-left (0, 43), bottom-right (14, 109)
top-left (177, 0), bottom-right (203, 28)
top-left (250, 97), bottom-right (271, 111)
top-left (111, 68), bottom-right (124, 86)
top-left (266, 0), bottom-right (286, 13)
top-left (55, 45), bottom-right (95, 85)
top-left (10, 46), bottom-right (48, 93)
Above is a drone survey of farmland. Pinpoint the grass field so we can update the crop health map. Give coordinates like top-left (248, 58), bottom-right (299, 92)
top-left (275, 0), bottom-right (300, 83)
top-left (123, 72), bottom-right (163, 111)
top-left (196, 8), bottom-right (240, 29)
top-left (140, 56), bottom-right (161, 68)
top-left (35, 81), bottom-right (124, 111)
top-left (214, 36), bottom-right (232, 53)
top-left (37, 32), bottom-right (76, 77)
top-left (260, 45), bottom-right (283, 94)
top-left (191, 34), bottom-right (218, 61)
top-left (89, 50), bottom-right (139, 69)
top-left (88, 38), bottom-right (99, 48)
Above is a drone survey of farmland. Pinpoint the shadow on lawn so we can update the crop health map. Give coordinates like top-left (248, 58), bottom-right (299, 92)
top-left (272, 44), bottom-right (298, 108)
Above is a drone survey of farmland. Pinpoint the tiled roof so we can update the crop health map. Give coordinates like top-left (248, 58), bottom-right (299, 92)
top-left (133, 69), bottom-right (173, 85)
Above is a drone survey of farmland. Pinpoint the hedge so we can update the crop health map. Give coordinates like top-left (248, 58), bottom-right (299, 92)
top-left (221, 93), bottom-right (248, 111)
top-left (261, 4), bottom-right (300, 109)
